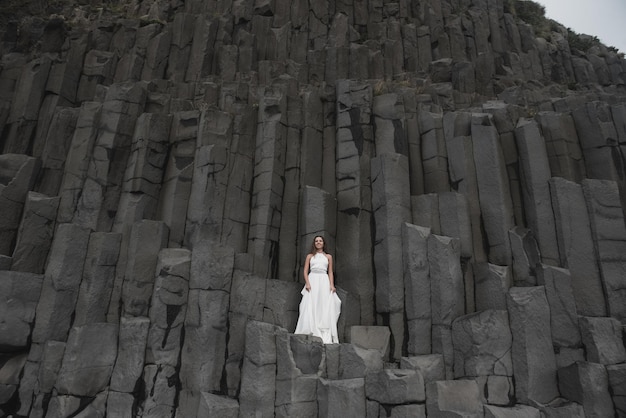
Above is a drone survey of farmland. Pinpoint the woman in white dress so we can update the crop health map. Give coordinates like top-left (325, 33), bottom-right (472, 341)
top-left (294, 236), bottom-right (342, 344)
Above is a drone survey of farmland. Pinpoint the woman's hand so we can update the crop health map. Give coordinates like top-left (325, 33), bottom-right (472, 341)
top-left (305, 283), bottom-right (311, 292)
top-left (330, 285), bottom-right (336, 293)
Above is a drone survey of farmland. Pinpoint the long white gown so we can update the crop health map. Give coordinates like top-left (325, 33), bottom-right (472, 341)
top-left (294, 252), bottom-right (341, 344)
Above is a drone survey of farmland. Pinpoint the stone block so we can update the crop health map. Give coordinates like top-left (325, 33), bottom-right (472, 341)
top-left (73, 232), bottom-right (121, 326)
top-left (536, 265), bottom-right (581, 348)
top-left (142, 364), bottom-right (177, 418)
top-left (514, 118), bottom-right (559, 265)
top-left (326, 344), bottom-right (383, 380)
top-left (400, 355), bottom-right (445, 384)
top-left (438, 192), bottom-right (473, 259)
top-left (371, 153), bottom-right (411, 315)
top-left (474, 262), bottom-right (512, 311)
top-left (106, 391), bottom-right (134, 418)
top-left (411, 194), bottom-right (440, 234)
top-left (110, 316), bottom-right (150, 393)
top-left (582, 178), bottom-right (626, 323)
top-left (471, 113), bottom-right (514, 265)
top-left (558, 361), bottom-right (613, 418)
top-left (579, 316), bottom-right (626, 365)
top-left (197, 392), bottom-right (239, 418)
top-left (365, 369), bottom-right (425, 404)
top-left (32, 223), bottom-right (90, 344)
top-left (38, 341), bottom-right (65, 393)
top-left (318, 378), bottom-right (366, 418)
top-left (0, 271), bottom-right (43, 349)
top-left (428, 234), bottom-right (464, 326)
top-left (608, 364), bottom-right (626, 417)
top-left (452, 310), bottom-right (513, 378)
top-left (549, 177), bottom-right (606, 316)
top-left (349, 326), bottom-right (391, 360)
top-left (146, 249), bottom-right (190, 367)
top-left (121, 220), bottom-right (169, 317)
top-left (402, 223), bottom-right (431, 355)
top-left (55, 323), bottom-right (118, 397)
top-left (506, 286), bottom-right (558, 404)
top-left (10, 192), bottom-right (59, 273)
top-left (471, 375), bottom-right (514, 406)
top-left (536, 398), bottom-right (585, 417)
top-left (484, 404), bottom-right (540, 417)
top-left (0, 154), bottom-right (40, 256)
top-left (426, 380), bottom-right (482, 418)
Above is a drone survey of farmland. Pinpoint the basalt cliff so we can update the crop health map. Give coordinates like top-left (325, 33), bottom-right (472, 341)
top-left (1, 0), bottom-right (626, 416)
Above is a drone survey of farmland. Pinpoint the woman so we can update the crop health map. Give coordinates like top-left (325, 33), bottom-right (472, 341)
top-left (294, 235), bottom-right (341, 344)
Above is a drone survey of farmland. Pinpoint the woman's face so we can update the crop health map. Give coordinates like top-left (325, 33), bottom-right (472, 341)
top-left (314, 236), bottom-right (324, 250)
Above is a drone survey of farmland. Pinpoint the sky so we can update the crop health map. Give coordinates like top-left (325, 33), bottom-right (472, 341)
top-left (537, 0), bottom-right (626, 53)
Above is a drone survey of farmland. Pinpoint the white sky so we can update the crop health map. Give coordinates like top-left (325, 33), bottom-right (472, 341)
top-left (537, 0), bottom-right (626, 53)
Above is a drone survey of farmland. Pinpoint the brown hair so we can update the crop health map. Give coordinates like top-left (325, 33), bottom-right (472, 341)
top-left (309, 235), bottom-right (326, 254)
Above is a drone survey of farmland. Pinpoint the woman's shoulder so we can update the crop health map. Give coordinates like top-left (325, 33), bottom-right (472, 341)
top-left (325, 253), bottom-right (332, 260)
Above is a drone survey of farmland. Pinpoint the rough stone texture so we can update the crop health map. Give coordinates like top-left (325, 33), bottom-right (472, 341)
top-left (549, 177), bottom-right (606, 317)
top-left (582, 179), bottom-right (626, 323)
top-left (484, 404), bottom-right (541, 418)
top-left (0, 271), bottom-right (43, 349)
top-left (10, 192), bottom-right (59, 273)
top-left (365, 369), bottom-right (425, 404)
top-left (607, 364), bottom-right (626, 417)
top-left (1, 1), bottom-right (626, 416)
top-left (474, 262), bottom-right (512, 311)
top-left (536, 265), bottom-right (581, 349)
top-left (471, 113), bottom-right (514, 266)
top-left (0, 154), bottom-right (40, 256)
top-left (402, 223), bottom-right (431, 355)
top-left (506, 286), bottom-right (558, 404)
top-left (579, 316), bottom-right (626, 365)
top-left (426, 380), bottom-right (482, 418)
top-left (513, 118), bottom-right (559, 265)
top-left (55, 323), bottom-right (118, 397)
top-left (452, 310), bottom-right (513, 378)
top-left (318, 378), bottom-right (366, 418)
top-left (109, 316), bottom-right (149, 393)
top-left (400, 355), bottom-right (445, 385)
top-left (508, 226), bottom-right (540, 287)
top-left (32, 223), bottom-right (91, 343)
top-left (558, 361), bottom-right (614, 418)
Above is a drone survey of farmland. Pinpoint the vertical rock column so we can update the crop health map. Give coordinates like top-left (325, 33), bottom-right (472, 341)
top-left (248, 85), bottom-right (288, 278)
top-left (114, 112), bottom-right (171, 231)
top-left (471, 113), bottom-right (514, 265)
top-left (56, 102), bottom-right (102, 223)
top-left (443, 111), bottom-right (485, 262)
top-left (185, 109), bottom-right (233, 247)
top-left (506, 286), bottom-right (558, 404)
top-left (582, 179), bottom-right (626, 323)
top-left (429, 233), bottom-right (464, 379)
top-left (278, 91), bottom-right (303, 281)
top-left (221, 104), bottom-right (257, 253)
top-left (371, 153), bottom-right (411, 360)
top-left (536, 111), bottom-right (586, 182)
top-left (514, 118), bottom-right (559, 265)
top-left (0, 154), bottom-right (40, 257)
top-left (335, 80), bottom-right (375, 325)
top-left (178, 240), bottom-right (234, 413)
top-left (143, 248), bottom-right (190, 418)
top-left (159, 111), bottom-right (199, 248)
top-left (549, 177), bottom-right (606, 317)
top-left (73, 82), bottom-right (147, 232)
top-left (3, 57), bottom-right (51, 154)
top-left (402, 223), bottom-right (431, 355)
top-left (10, 192), bottom-right (59, 273)
top-left (419, 110), bottom-right (450, 193)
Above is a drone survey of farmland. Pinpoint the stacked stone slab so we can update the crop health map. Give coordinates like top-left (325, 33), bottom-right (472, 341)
top-left (1, 0), bottom-right (626, 416)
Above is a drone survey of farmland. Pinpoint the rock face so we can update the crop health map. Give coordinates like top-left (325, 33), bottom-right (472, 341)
top-left (1, 0), bottom-right (626, 416)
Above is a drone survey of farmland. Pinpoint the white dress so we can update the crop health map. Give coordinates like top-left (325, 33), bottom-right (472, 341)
top-left (294, 253), bottom-right (342, 344)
